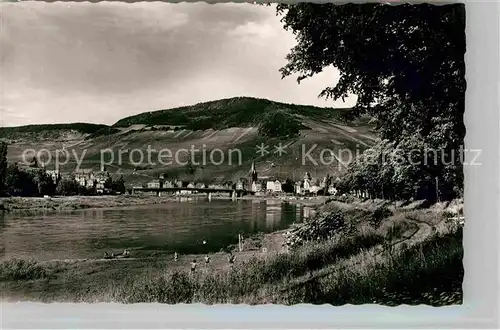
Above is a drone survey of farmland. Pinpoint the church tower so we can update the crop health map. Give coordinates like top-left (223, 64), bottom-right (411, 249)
top-left (250, 161), bottom-right (258, 183)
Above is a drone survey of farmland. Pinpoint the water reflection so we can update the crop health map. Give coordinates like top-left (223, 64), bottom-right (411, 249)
top-left (303, 206), bottom-right (316, 219)
top-left (1, 199), bottom-right (312, 261)
top-left (265, 199), bottom-right (282, 228)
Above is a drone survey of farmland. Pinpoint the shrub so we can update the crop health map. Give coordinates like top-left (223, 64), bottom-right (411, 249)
top-left (258, 111), bottom-right (304, 138)
top-left (370, 205), bottom-right (393, 227)
top-left (0, 259), bottom-right (48, 281)
top-left (284, 210), bottom-right (346, 248)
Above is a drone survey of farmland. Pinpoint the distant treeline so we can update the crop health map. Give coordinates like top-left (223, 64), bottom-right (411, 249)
top-left (1, 163), bottom-right (126, 197)
top-left (113, 97), bottom-right (350, 138)
top-left (0, 141), bottom-right (125, 197)
top-left (0, 123), bottom-right (119, 140)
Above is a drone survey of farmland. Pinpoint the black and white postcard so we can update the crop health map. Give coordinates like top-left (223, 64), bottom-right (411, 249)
top-left (0, 1), bottom-right (469, 309)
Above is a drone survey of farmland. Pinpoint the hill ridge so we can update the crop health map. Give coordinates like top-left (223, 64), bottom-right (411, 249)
top-left (112, 96), bottom-right (351, 133)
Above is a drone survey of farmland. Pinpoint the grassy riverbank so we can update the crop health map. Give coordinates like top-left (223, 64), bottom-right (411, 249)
top-left (0, 195), bottom-right (177, 212)
top-left (0, 194), bottom-right (330, 212)
top-left (0, 198), bottom-right (463, 305)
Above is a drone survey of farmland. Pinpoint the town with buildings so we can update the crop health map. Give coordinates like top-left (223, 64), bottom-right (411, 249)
top-left (30, 160), bottom-right (114, 196)
top-left (19, 157), bottom-right (345, 198)
top-left (137, 161), bottom-right (342, 198)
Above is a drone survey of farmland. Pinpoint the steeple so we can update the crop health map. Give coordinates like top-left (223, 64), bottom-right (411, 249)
top-left (250, 161), bottom-right (258, 183)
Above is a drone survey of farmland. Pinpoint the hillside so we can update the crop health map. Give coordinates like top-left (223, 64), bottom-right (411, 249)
top-left (3, 97), bottom-right (379, 185)
top-left (0, 123), bottom-right (119, 142)
top-left (113, 97), bottom-right (350, 132)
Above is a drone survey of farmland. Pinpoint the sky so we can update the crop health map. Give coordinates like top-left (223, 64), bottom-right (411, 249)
top-left (1, 2), bottom-right (356, 127)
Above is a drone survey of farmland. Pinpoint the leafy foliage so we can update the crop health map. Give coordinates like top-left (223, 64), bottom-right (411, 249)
top-left (55, 176), bottom-right (80, 196)
top-left (284, 210), bottom-right (346, 248)
top-left (2, 160), bottom-right (125, 197)
top-left (281, 179), bottom-right (295, 194)
top-left (258, 110), bottom-right (305, 138)
top-left (277, 3), bottom-right (465, 200)
top-left (112, 175), bottom-right (126, 194)
top-left (4, 164), bottom-right (56, 197)
top-left (336, 137), bottom-right (459, 201)
top-left (0, 141), bottom-right (7, 196)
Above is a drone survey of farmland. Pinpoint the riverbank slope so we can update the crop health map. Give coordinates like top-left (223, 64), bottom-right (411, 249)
top-left (0, 198), bottom-right (464, 305)
top-left (0, 194), bottom-right (330, 212)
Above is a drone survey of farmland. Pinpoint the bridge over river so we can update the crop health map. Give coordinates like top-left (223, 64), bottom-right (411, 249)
top-left (131, 187), bottom-right (255, 198)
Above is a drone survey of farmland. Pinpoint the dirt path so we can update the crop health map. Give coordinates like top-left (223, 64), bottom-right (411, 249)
top-left (389, 208), bottom-right (435, 248)
top-left (281, 206), bottom-right (438, 292)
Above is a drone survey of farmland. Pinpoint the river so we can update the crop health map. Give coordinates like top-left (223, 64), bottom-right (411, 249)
top-left (0, 198), bottom-right (316, 261)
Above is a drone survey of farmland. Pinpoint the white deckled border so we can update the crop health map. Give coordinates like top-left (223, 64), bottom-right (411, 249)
top-left (1, 1), bottom-right (499, 329)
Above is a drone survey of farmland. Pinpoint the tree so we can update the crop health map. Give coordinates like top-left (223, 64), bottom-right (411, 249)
top-left (4, 164), bottom-right (39, 196)
top-left (258, 110), bottom-right (303, 138)
top-left (277, 3), bottom-right (465, 200)
top-left (185, 159), bottom-right (195, 176)
top-left (282, 178), bottom-right (295, 193)
top-left (29, 156), bottom-right (38, 168)
top-left (55, 176), bottom-right (79, 196)
top-left (29, 168), bottom-right (55, 196)
top-left (0, 141), bottom-right (7, 196)
top-left (4, 163), bottom-right (24, 196)
top-left (103, 176), bottom-right (113, 191)
top-left (112, 175), bottom-right (126, 194)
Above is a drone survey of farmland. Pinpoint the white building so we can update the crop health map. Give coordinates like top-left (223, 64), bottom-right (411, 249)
top-left (251, 181), bottom-right (263, 192)
top-left (294, 181), bottom-right (302, 195)
top-left (310, 185), bottom-right (321, 194)
top-left (303, 179), bottom-right (311, 193)
top-left (266, 179), bottom-right (282, 193)
top-left (163, 180), bottom-right (175, 188)
top-left (236, 179), bottom-right (245, 191)
top-left (147, 180), bottom-right (161, 189)
top-left (74, 169), bottom-right (95, 189)
top-left (195, 182), bottom-right (206, 189)
top-left (328, 185), bottom-right (338, 196)
top-left (302, 172), bottom-right (312, 193)
top-left (45, 169), bottom-right (61, 185)
top-left (177, 182), bottom-right (195, 195)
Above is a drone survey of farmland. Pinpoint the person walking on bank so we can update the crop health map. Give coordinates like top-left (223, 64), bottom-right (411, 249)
top-left (190, 259), bottom-right (197, 273)
top-left (204, 254), bottom-right (210, 266)
top-left (174, 252), bottom-right (178, 262)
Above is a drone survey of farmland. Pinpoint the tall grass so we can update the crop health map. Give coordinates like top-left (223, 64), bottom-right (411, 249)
top-left (106, 229), bottom-right (385, 304)
top-left (0, 259), bottom-right (49, 281)
top-left (277, 228), bottom-right (463, 306)
top-left (106, 223), bottom-right (462, 305)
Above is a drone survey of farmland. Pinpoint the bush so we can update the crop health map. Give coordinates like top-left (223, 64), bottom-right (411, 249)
top-left (4, 164), bottom-right (56, 197)
top-left (55, 176), bottom-right (79, 196)
top-left (284, 210), bottom-right (346, 248)
top-left (0, 259), bottom-right (48, 281)
top-left (370, 205), bottom-right (393, 227)
top-left (258, 111), bottom-right (304, 138)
